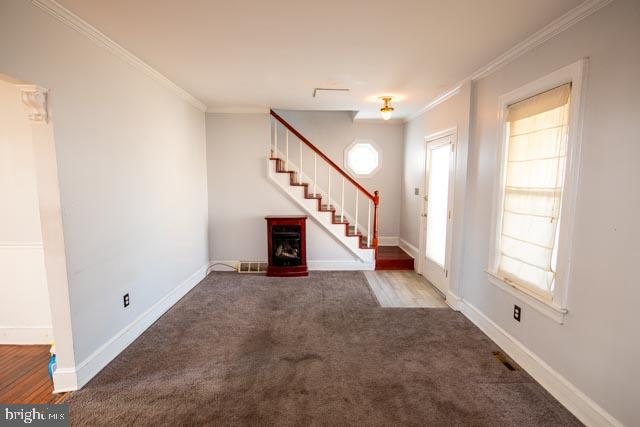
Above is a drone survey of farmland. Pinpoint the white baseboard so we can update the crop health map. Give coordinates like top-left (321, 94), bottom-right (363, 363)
top-left (209, 259), bottom-right (375, 272)
top-left (399, 238), bottom-right (419, 260)
top-left (445, 291), bottom-right (463, 311)
top-left (378, 236), bottom-right (399, 246)
top-left (460, 299), bottom-right (622, 427)
top-left (53, 263), bottom-right (209, 392)
top-left (308, 260), bottom-right (375, 271)
top-left (0, 327), bottom-right (53, 344)
top-left (208, 260), bottom-right (239, 271)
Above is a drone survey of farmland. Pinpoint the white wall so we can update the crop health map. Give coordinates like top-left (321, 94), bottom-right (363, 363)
top-left (277, 110), bottom-right (404, 240)
top-left (0, 79), bottom-right (53, 344)
top-left (400, 83), bottom-right (471, 298)
top-left (400, 0), bottom-right (639, 424)
top-left (206, 113), bottom-right (358, 266)
top-left (0, 0), bottom-right (208, 387)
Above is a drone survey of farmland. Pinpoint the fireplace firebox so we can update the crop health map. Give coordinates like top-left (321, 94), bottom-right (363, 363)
top-left (265, 216), bottom-right (308, 277)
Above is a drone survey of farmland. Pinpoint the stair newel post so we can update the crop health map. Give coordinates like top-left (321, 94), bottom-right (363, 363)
top-left (299, 139), bottom-right (303, 183)
top-left (340, 177), bottom-right (345, 221)
top-left (285, 130), bottom-right (289, 171)
top-left (327, 166), bottom-right (331, 209)
top-left (367, 199), bottom-right (371, 248)
top-left (313, 153), bottom-right (317, 196)
top-left (354, 190), bottom-right (359, 234)
top-left (373, 190), bottom-right (380, 250)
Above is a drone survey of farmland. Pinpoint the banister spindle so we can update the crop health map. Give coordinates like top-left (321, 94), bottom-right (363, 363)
top-left (355, 191), bottom-right (359, 234)
top-left (367, 199), bottom-right (371, 247)
top-left (285, 130), bottom-right (289, 170)
top-left (313, 153), bottom-right (317, 196)
top-left (340, 177), bottom-right (345, 221)
top-left (299, 139), bottom-right (303, 183)
top-left (273, 120), bottom-right (277, 158)
top-left (327, 166), bottom-right (331, 209)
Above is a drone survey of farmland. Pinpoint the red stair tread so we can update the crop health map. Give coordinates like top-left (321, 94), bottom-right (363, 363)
top-left (375, 246), bottom-right (414, 270)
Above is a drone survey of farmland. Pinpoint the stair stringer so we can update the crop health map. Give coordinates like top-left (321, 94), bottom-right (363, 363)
top-left (266, 159), bottom-right (375, 268)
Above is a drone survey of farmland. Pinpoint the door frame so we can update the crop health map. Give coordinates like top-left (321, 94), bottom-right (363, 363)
top-left (417, 127), bottom-right (457, 291)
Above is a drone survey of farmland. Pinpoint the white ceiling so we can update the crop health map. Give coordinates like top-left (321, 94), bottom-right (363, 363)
top-left (57, 0), bottom-right (584, 119)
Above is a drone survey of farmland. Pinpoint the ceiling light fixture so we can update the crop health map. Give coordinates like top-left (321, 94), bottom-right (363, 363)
top-left (379, 96), bottom-right (394, 120)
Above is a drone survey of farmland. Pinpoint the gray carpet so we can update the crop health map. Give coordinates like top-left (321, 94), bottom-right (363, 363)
top-left (68, 271), bottom-right (580, 426)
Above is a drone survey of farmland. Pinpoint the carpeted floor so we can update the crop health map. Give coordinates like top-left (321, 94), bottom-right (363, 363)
top-left (68, 271), bottom-right (580, 426)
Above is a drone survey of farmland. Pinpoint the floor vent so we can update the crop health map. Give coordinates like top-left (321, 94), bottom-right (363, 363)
top-left (238, 261), bottom-right (268, 274)
top-left (492, 351), bottom-right (518, 371)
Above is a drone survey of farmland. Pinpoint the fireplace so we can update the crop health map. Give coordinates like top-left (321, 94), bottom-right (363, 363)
top-left (265, 216), bottom-right (308, 277)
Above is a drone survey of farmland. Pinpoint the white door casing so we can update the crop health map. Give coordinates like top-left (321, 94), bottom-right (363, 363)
top-left (419, 130), bottom-right (456, 294)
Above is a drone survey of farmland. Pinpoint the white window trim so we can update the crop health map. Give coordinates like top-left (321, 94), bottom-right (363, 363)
top-left (486, 58), bottom-right (588, 324)
top-left (343, 139), bottom-right (382, 178)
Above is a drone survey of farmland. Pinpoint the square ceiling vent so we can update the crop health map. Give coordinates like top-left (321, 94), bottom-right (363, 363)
top-left (313, 88), bottom-right (350, 99)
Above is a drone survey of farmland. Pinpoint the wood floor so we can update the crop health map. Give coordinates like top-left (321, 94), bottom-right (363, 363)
top-left (375, 246), bottom-right (415, 270)
top-left (0, 345), bottom-right (68, 404)
top-left (364, 270), bottom-right (447, 308)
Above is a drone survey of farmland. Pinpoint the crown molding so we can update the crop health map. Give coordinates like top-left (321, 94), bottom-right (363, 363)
top-left (206, 106), bottom-right (270, 114)
top-left (31, 0), bottom-right (207, 112)
top-left (405, 84), bottom-right (463, 122)
top-left (406, 0), bottom-right (613, 122)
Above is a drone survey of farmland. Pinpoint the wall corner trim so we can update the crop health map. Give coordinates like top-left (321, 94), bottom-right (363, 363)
top-left (30, 0), bottom-right (208, 112)
top-left (460, 299), bottom-right (624, 427)
top-left (52, 263), bottom-right (209, 392)
top-left (398, 238), bottom-right (419, 261)
top-left (408, 0), bottom-right (613, 121)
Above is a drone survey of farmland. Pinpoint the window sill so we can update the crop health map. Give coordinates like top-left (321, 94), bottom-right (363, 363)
top-left (484, 270), bottom-right (568, 324)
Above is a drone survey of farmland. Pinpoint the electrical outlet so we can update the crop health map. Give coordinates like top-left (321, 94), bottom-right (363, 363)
top-left (123, 293), bottom-right (130, 308)
top-left (414, 188), bottom-right (420, 196)
top-left (513, 305), bottom-right (521, 322)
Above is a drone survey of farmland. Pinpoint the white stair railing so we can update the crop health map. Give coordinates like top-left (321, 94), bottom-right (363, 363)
top-left (270, 114), bottom-right (379, 250)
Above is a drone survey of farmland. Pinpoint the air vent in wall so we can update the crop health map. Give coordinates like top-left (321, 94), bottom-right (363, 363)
top-left (238, 261), bottom-right (268, 274)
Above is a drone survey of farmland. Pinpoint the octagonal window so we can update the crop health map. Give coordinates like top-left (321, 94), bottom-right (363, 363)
top-left (344, 140), bottom-right (381, 177)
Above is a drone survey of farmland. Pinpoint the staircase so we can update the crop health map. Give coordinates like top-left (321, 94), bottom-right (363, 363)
top-left (268, 110), bottom-right (378, 269)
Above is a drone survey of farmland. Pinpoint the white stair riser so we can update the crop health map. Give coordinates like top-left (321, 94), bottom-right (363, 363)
top-left (268, 160), bottom-right (374, 264)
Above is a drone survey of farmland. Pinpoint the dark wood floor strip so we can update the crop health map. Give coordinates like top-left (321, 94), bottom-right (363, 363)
top-left (0, 345), bottom-right (58, 404)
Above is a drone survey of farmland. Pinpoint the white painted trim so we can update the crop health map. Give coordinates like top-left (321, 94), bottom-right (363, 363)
top-left (343, 139), bottom-right (383, 178)
top-left (53, 263), bottom-right (208, 392)
top-left (486, 59), bottom-right (587, 315)
top-left (208, 260), bottom-right (239, 272)
top-left (207, 106), bottom-right (270, 114)
top-left (308, 260), bottom-right (375, 271)
top-left (417, 130), bottom-right (457, 295)
top-left (267, 159), bottom-right (373, 263)
top-left (208, 259), bottom-right (374, 272)
top-left (460, 299), bottom-right (623, 427)
top-left (406, 84), bottom-right (463, 122)
top-left (0, 327), bottom-right (53, 344)
top-left (398, 238), bottom-right (419, 261)
top-left (0, 242), bottom-right (44, 249)
top-left (378, 236), bottom-right (399, 246)
top-left (485, 270), bottom-right (567, 324)
top-left (30, 0), bottom-right (207, 112)
top-left (445, 291), bottom-right (462, 312)
top-left (406, 0), bottom-right (612, 122)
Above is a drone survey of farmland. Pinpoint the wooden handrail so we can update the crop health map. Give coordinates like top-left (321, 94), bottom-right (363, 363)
top-left (270, 110), bottom-right (376, 202)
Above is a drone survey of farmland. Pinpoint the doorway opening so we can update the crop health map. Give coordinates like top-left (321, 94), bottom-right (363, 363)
top-left (0, 74), bottom-right (74, 402)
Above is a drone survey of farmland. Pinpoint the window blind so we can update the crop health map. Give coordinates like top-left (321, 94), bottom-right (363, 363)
top-left (498, 83), bottom-right (571, 295)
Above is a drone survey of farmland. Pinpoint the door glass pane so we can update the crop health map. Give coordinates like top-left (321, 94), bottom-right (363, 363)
top-left (426, 143), bottom-right (450, 267)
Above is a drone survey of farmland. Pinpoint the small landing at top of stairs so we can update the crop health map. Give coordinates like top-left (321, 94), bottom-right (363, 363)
top-left (376, 246), bottom-right (414, 271)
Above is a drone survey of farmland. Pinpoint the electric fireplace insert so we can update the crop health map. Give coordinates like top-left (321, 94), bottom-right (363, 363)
top-left (265, 216), bottom-right (308, 277)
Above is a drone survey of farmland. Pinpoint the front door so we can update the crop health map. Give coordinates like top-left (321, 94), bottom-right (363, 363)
top-left (421, 135), bottom-right (455, 294)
